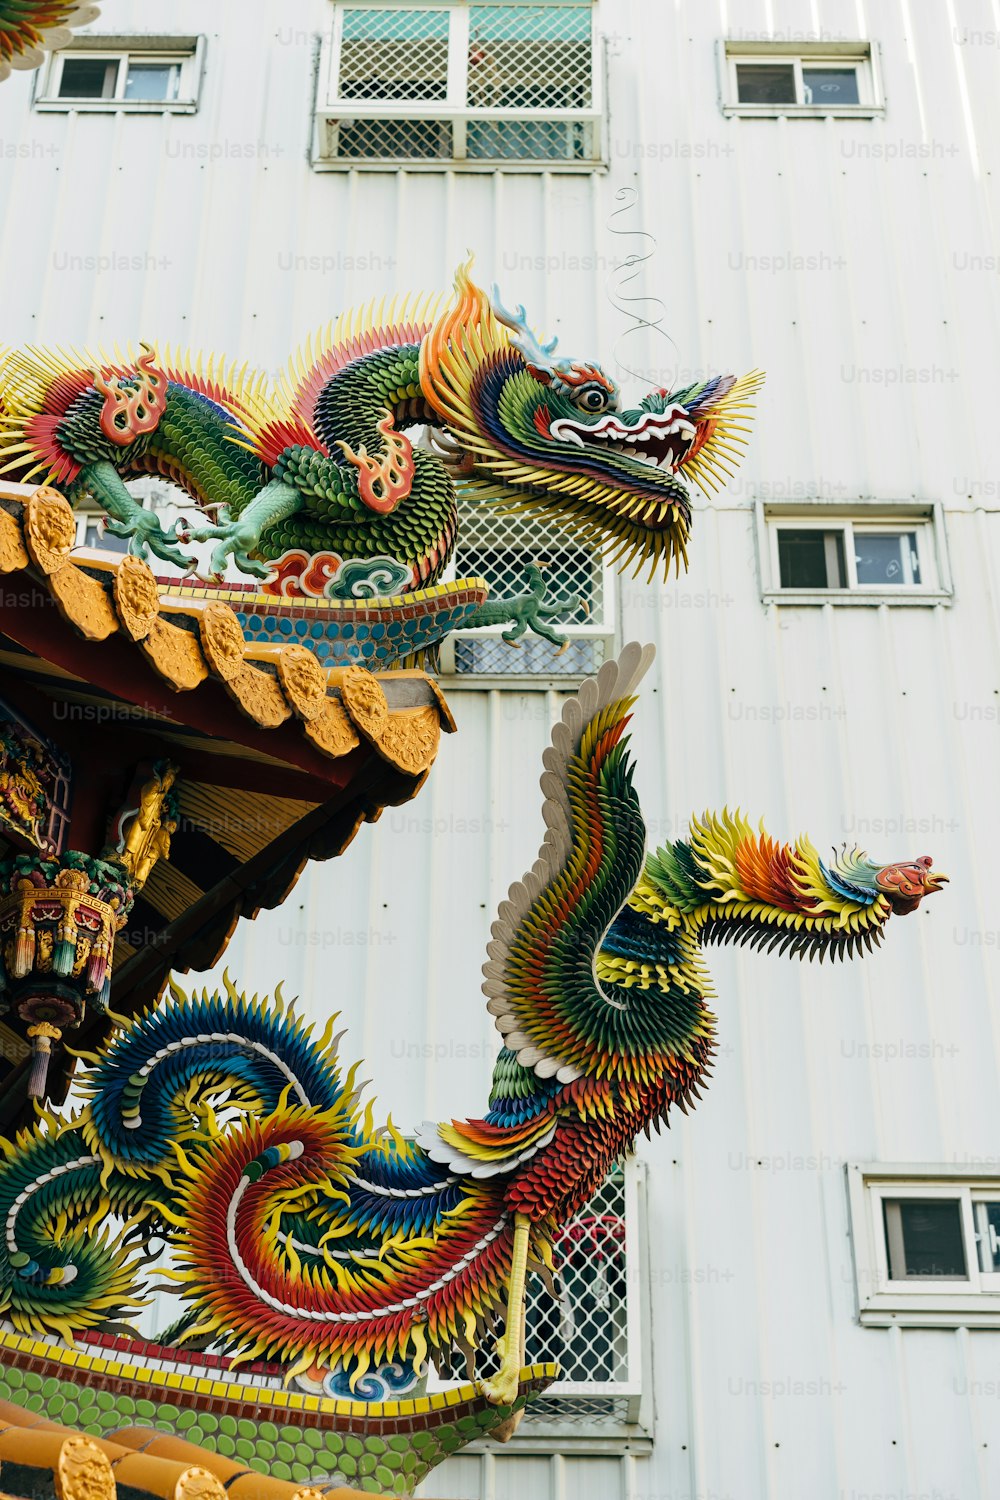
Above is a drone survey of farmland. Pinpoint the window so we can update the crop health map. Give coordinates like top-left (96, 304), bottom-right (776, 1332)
top-left (723, 42), bottom-right (882, 117)
top-left (338, 6), bottom-right (450, 101)
top-left (35, 38), bottom-right (203, 112)
top-left (848, 1166), bottom-right (1000, 1327)
top-left (437, 500), bottom-right (617, 682)
top-left (122, 61), bottom-right (182, 102)
top-left (437, 1162), bottom-right (649, 1432)
top-left (74, 510), bottom-right (128, 554)
top-left (55, 56), bottom-right (183, 103)
top-left (757, 505), bottom-right (951, 605)
top-left (777, 528), bottom-right (848, 590)
top-left (777, 526), bottom-right (922, 590)
top-left (314, 4), bottom-right (604, 169)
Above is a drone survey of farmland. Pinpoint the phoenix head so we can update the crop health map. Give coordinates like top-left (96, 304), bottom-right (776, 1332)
top-left (642, 810), bottom-right (949, 961)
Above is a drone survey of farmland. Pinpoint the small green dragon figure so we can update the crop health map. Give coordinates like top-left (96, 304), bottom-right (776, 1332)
top-left (0, 266), bottom-right (762, 646)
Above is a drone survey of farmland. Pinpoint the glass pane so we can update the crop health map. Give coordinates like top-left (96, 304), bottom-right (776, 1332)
top-left (973, 1200), bottom-right (1000, 1273)
top-left (58, 58), bottom-right (117, 100)
top-left (736, 63), bottom-right (796, 105)
top-left (466, 118), bottom-right (591, 162)
top-left (334, 118), bottom-right (453, 160)
top-left (339, 7), bottom-right (449, 101)
top-left (884, 1199), bottom-right (968, 1279)
top-left (777, 529), bottom-right (845, 589)
top-left (81, 520), bottom-right (128, 553)
top-left (802, 67), bottom-right (860, 106)
top-left (440, 1167), bottom-right (629, 1387)
top-left (451, 500), bottom-right (605, 677)
top-left (124, 63), bottom-right (180, 102)
top-left (469, 5), bottom-right (592, 110)
top-left (855, 532), bottom-right (920, 586)
top-left (454, 635), bottom-right (599, 676)
top-left (342, 8), bottom-right (449, 41)
top-left (471, 5), bottom-right (592, 43)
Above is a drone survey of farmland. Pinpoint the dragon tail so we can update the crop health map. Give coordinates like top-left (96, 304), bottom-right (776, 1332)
top-left (0, 340), bottom-right (178, 487)
top-left (0, 342), bottom-right (277, 489)
top-left (0, 342), bottom-right (106, 486)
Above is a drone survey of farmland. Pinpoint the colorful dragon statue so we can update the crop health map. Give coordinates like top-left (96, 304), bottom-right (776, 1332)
top-left (0, 268), bottom-right (762, 656)
top-left (0, 2), bottom-right (98, 82)
top-left (0, 646), bottom-right (946, 1420)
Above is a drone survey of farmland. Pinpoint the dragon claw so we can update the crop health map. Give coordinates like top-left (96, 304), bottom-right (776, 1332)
top-left (478, 1338), bottom-right (521, 1407)
top-left (180, 481), bottom-right (302, 583)
top-left (456, 564), bottom-right (583, 650)
top-left (479, 1372), bottom-right (521, 1407)
top-left (184, 521), bottom-right (270, 581)
top-left (81, 481), bottom-right (197, 569)
top-left (115, 516), bottom-right (196, 571)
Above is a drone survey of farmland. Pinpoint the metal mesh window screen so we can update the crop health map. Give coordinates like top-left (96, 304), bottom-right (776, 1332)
top-left (451, 500), bottom-right (609, 677)
top-left (338, 8), bottom-right (450, 101)
top-left (528, 1167), bottom-right (629, 1385)
top-left (320, 5), bottom-right (601, 167)
top-left (327, 117), bottom-right (454, 160)
top-left (440, 1167), bottom-right (634, 1424)
top-left (467, 5), bottom-right (593, 109)
top-left (466, 118), bottom-right (596, 162)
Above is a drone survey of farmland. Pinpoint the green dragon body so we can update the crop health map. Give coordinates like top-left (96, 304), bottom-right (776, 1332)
top-left (0, 268), bottom-right (762, 644)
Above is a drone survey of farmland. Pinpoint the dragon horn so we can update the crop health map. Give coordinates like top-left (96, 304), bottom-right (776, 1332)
top-left (489, 284), bottom-right (560, 364)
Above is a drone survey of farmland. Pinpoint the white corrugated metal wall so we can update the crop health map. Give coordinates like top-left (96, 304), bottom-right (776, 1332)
top-left (1, 0), bottom-right (999, 1494)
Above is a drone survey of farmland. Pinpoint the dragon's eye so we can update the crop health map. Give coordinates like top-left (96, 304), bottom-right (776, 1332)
top-left (575, 385), bottom-right (610, 413)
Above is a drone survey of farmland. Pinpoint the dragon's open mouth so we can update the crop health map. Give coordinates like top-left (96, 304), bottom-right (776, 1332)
top-left (550, 408), bottom-right (697, 473)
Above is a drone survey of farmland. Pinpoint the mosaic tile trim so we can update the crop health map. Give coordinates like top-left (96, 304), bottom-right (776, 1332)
top-left (0, 1330), bottom-right (556, 1497)
top-left (156, 578), bottom-right (491, 670)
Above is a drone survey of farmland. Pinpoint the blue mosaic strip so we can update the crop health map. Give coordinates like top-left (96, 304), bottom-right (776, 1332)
top-left (235, 595), bottom-right (487, 668)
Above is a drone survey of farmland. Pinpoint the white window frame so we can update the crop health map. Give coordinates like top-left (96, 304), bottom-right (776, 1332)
top-left (756, 502), bottom-right (952, 606)
top-left (720, 40), bottom-right (884, 118)
top-left (848, 1164), bottom-right (1000, 1328)
top-left (457, 1159), bottom-right (652, 1447)
top-left (542, 1156), bottom-right (645, 1414)
top-left (34, 36), bottom-right (204, 113)
top-left (313, 2), bottom-right (606, 171)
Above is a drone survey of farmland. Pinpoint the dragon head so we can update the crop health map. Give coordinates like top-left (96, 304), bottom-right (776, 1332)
top-left (420, 263), bottom-right (764, 576)
top-left (641, 810), bottom-right (949, 959)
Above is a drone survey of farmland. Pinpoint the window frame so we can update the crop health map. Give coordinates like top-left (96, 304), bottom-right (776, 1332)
top-left (73, 509), bottom-right (128, 554)
top-left (848, 1165), bottom-right (1000, 1327)
top-left (34, 36), bottom-right (204, 113)
top-left (756, 502), bottom-right (952, 606)
top-left (720, 40), bottom-right (884, 119)
top-left (313, 2), bottom-right (606, 171)
top-left (453, 1159), bottom-right (653, 1444)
